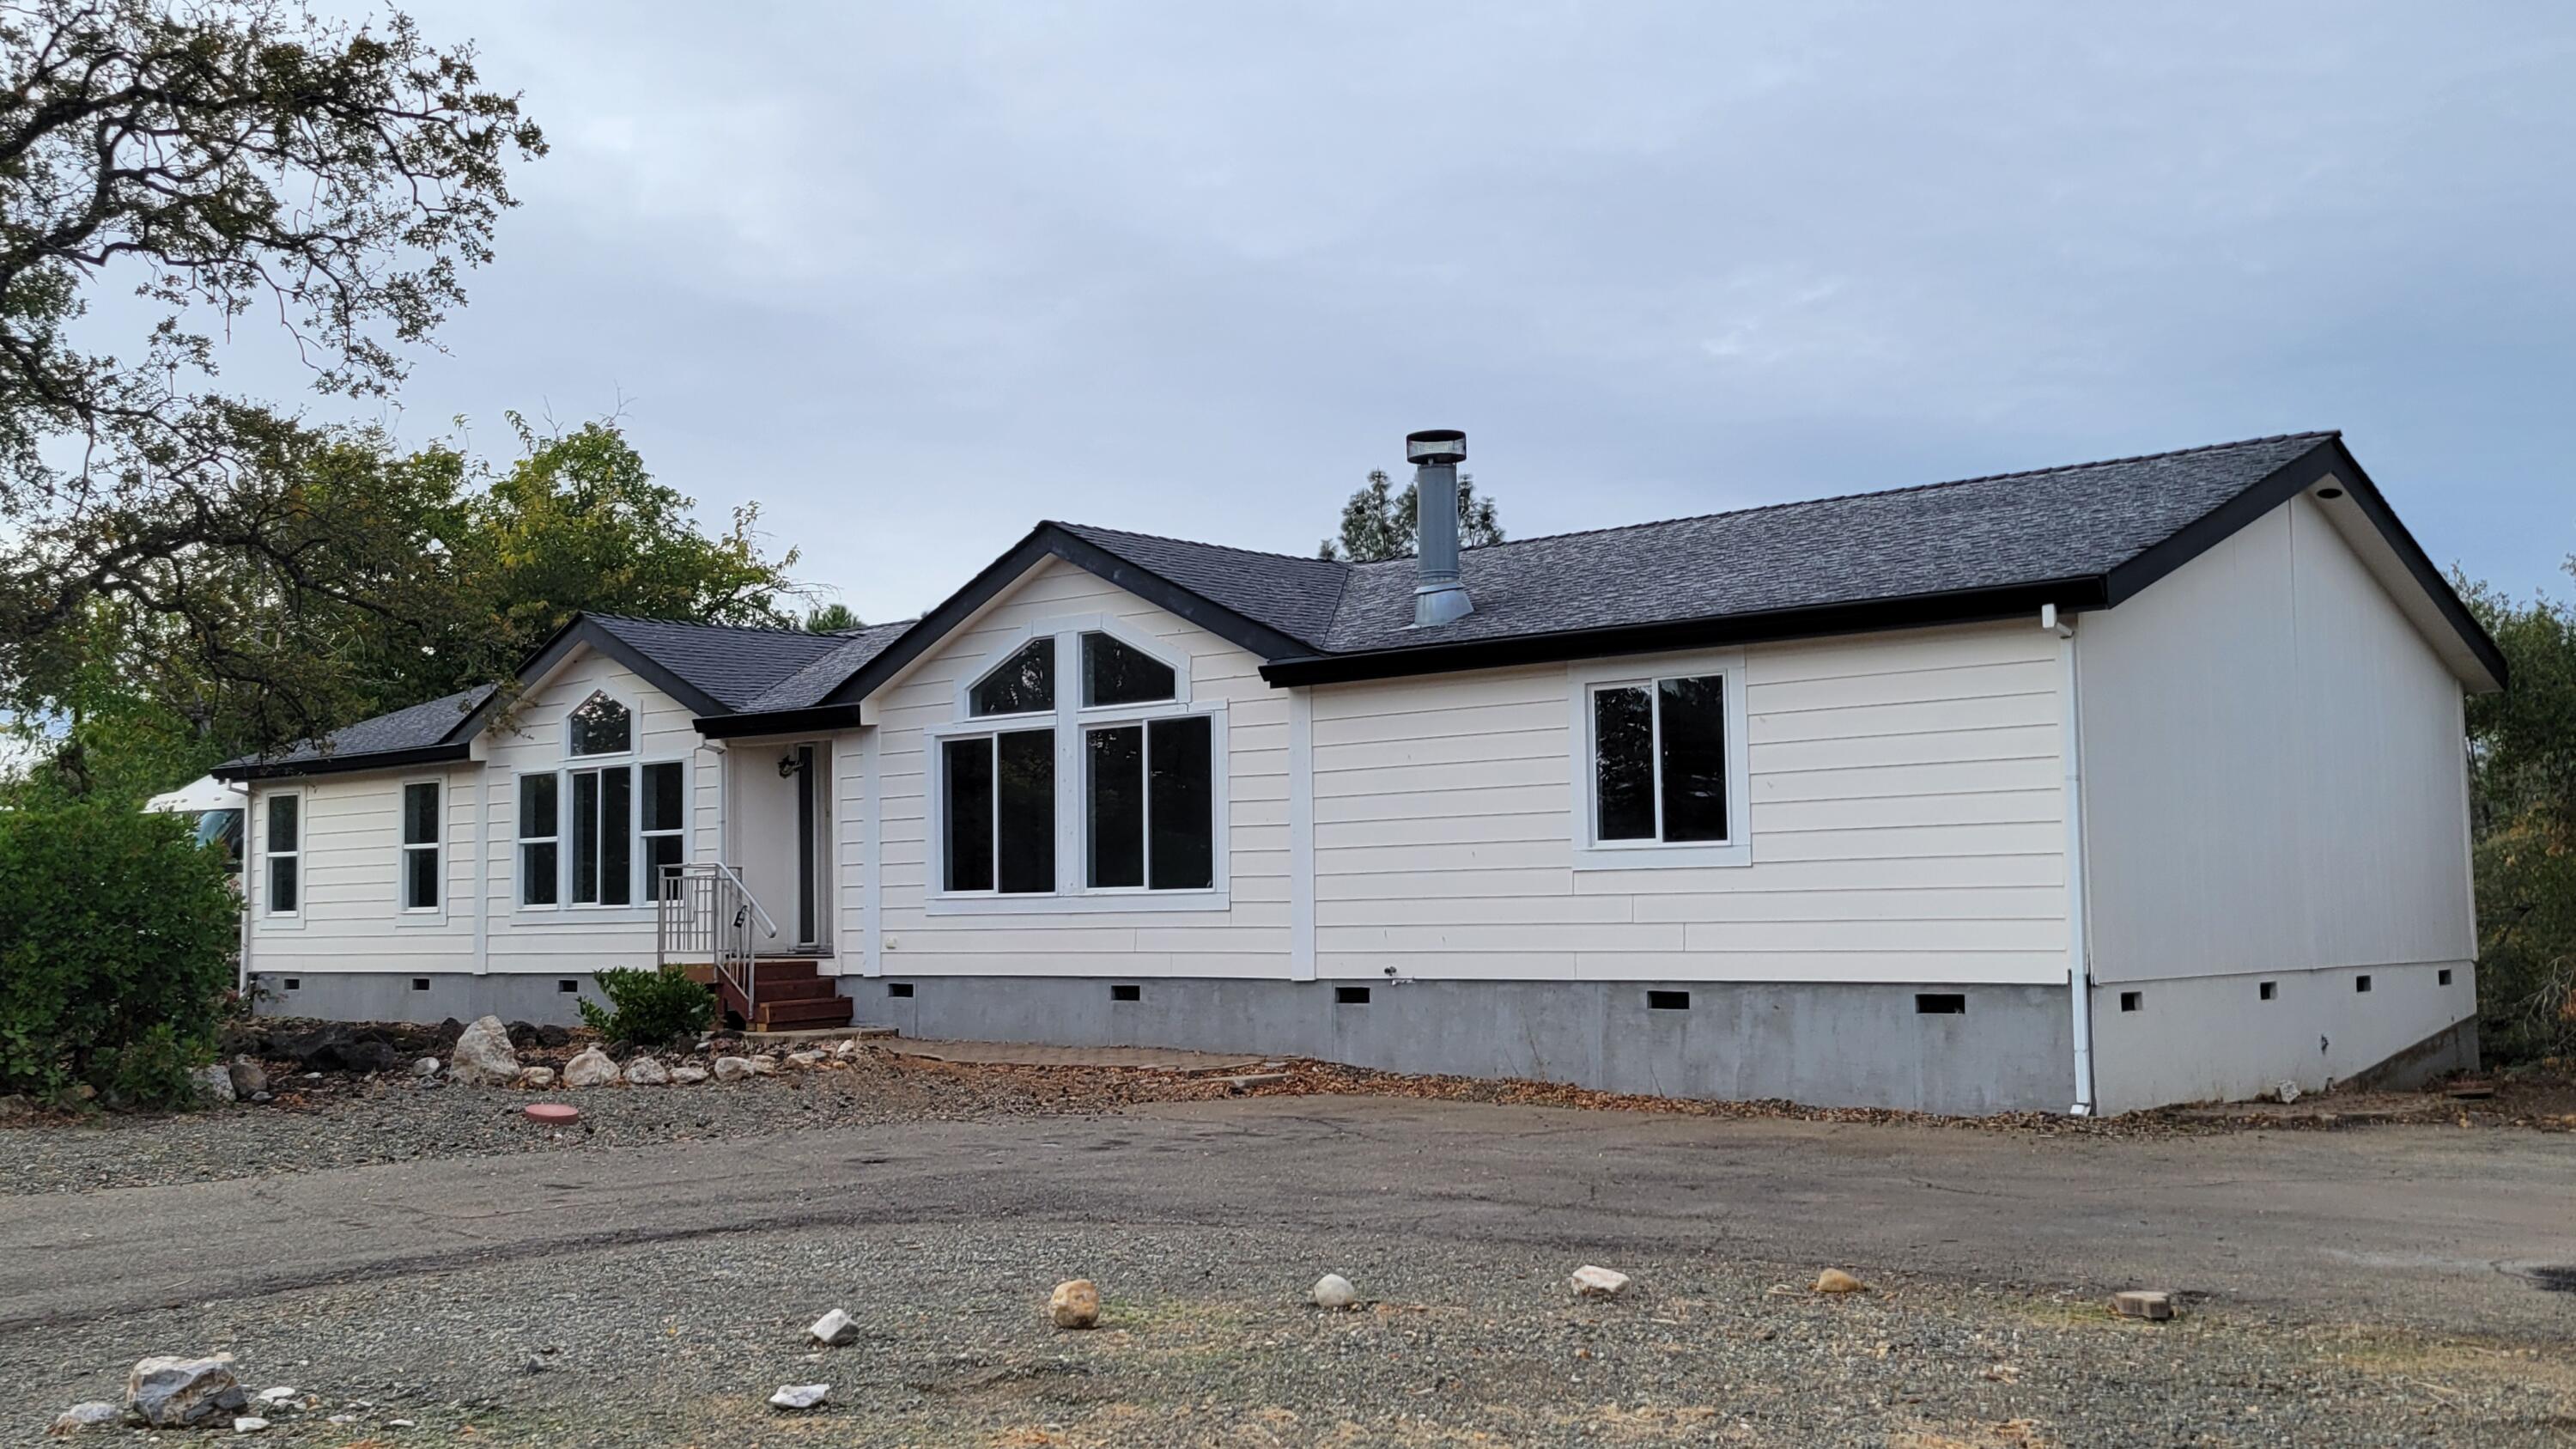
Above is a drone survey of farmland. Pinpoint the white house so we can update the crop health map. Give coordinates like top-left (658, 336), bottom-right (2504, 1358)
top-left (215, 429), bottom-right (2501, 1114)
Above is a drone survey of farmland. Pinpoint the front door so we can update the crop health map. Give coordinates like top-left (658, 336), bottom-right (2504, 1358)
top-left (732, 740), bottom-right (829, 955)
top-left (793, 743), bottom-right (817, 948)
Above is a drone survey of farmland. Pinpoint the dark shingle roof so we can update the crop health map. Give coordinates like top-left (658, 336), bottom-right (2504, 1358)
top-left (1057, 523), bottom-right (1348, 649)
top-left (586, 615), bottom-right (850, 711)
top-left (217, 685), bottom-right (493, 775)
top-left (1320, 431), bottom-right (2337, 653)
top-left (741, 619), bottom-right (916, 714)
top-left (1045, 433), bottom-right (2339, 659)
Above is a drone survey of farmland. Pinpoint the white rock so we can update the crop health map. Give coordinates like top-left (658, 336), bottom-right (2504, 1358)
top-left (560, 1047), bottom-right (620, 1088)
top-left (386, 1419), bottom-right (415, 1428)
top-left (410, 1056), bottom-right (440, 1077)
top-left (783, 1050), bottom-right (823, 1068)
top-left (832, 1038), bottom-right (861, 1058)
top-left (769, 1383), bottom-right (829, 1410)
top-left (623, 1056), bottom-right (671, 1086)
top-left (748, 1055), bottom-right (780, 1075)
top-left (1569, 1265), bottom-right (1631, 1299)
top-left (48, 1401), bottom-right (121, 1434)
top-left (326, 1415), bottom-right (355, 1425)
top-left (808, 1308), bottom-right (859, 1346)
top-left (712, 1056), bottom-right (754, 1081)
top-left (447, 1015), bottom-right (521, 1085)
top-left (2276, 1080), bottom-right (2302, 1105)
top-left (516, 1066), bottom-right (556, 1089)
top-left (254, 1386), bottom-right (296, 1404)
top-left (126, 1355), bottom-right (246, 1428)
top-left (196, 1064), bottom-right (236, 1104)
top-left (670, 1066), bottom-right (708, 1085)
top-left (233, 1416), bottom-right (270, 1434)
top-left (1311, 1274), bottom-right (1358, 1310)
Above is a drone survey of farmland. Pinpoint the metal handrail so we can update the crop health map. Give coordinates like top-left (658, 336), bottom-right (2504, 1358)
top-left (655, 861), bottom-right (781, 1025)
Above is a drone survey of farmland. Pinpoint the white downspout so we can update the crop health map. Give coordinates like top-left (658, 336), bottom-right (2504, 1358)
top-left (2049, 603), bottom-right (2097, 1116)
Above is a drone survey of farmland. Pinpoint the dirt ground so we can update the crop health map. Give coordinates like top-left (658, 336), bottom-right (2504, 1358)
top-left (3, 1059), bottom-right (2573, 1446)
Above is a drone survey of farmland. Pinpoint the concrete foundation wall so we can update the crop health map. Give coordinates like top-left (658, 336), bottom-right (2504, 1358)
top-left (249, 970), bottom-right (605, 1026)
top-left (2086, 959), bottom-right (2478, 1112)
top-left (853, 975), bottom-right (2078, 1114)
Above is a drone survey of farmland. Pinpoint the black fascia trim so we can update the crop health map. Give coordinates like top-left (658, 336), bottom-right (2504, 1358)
top-left (819, 524), bottom-right (1315, 709)
top-left (212, 741), bottom-right (472, 782)
top-left (1258, 578), bottom-right (2109, 687)
top-left (2102, 436), bottom-right (2507, 691)
top-left (696, 703), bottom-right (870, 739)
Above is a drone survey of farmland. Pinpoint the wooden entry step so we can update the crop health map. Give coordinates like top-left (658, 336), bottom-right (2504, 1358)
top-left (692, 959), bottom-right (854, 1032)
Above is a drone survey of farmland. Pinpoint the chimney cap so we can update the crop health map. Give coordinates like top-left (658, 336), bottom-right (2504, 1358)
top-left (1405, 429), bottom-right (1467, 466)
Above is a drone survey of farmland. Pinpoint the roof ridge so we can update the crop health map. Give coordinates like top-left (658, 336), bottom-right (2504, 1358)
top-left (1056, 519), bottom-right (1351, 571)
top-left (1352, 430), bottom-right (2344, 561)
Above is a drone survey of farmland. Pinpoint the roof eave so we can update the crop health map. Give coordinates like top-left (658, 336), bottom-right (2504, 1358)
top-left (1261, 577), bottom-right (2112, 687)
top-left (2101, 436), bottom-right (2507, 693)
top-left (211, 741), bottom-right (474, 782)
top-left (696, 703), bottom-right (869, 739)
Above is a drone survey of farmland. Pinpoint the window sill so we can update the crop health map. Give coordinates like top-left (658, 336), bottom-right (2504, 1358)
top-left (505, 908), bottom-right (659, 926)
top-left (1570, 841), bottom-right (1753, 871)
top-left (393, 911), bottom-right (452, 929)
top-left (926, 889), bottom-right (1233, 916)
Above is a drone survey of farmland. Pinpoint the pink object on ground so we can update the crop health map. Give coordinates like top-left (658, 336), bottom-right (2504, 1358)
top-left (524, 1102), bottom-right (579, 1125)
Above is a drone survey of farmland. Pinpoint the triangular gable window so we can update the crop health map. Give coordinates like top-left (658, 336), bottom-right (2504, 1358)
top-left (567, 691), bottom-right (634, 756)
top-left (969, 639), bottom-right (1054, 716)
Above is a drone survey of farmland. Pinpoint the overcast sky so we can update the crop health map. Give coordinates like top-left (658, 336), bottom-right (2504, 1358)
top-left (278, 2), bottom-right (2575, 623)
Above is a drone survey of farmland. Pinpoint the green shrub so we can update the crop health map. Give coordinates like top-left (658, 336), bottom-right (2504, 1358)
top-left (579, 965), bottom-right (714, 1046)
top-left (0, 803), bottom-right (239, 1107)
top-left (2476, 823), bottom-right (2576, 1067)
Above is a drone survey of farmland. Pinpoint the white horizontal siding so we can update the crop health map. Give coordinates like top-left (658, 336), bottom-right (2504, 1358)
top-left (876, 557), bottom-right (1292, 977)
top-left (246, 763), bottom-right (477, 970)
top-left (479, 650), bottom-right (707, 977)
top-left (1308, 621), bottom-right (2069, 984)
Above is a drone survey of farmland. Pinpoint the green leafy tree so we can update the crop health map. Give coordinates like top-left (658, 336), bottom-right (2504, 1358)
top-left (2461, 566), bottom-right (2576, 1064)
top-left (0, 0), bottom-right (544, 737)
top-left (1317, 469), bottom-right (1504, 562)
top-left (4, 415), bottom-right (800, 801)
top-left (804, 602), bottom-right (863, 634)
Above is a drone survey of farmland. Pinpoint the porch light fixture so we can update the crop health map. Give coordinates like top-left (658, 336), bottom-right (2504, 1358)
top-left (777, 752), bottom-right (804, 779)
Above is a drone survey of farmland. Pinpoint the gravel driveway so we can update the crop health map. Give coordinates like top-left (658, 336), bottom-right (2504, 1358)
top-left (4, 1074), bottom-right (2573, 1446)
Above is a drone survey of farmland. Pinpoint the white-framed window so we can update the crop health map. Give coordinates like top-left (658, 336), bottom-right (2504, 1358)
top-left (262, 789), bottom-right (303, 917)
top-left (515, 756), bottom-right (687, 910)
top-left (940, 726), bottom-right (1055, 894)
top-left (568, 764), bottom-right (633, 906)
top-left (1567, 650), bottom-right (1751, 869)
top-left (1083, 715), bottom-right (1214, 891)
top-left (931, 618), bottom-right (1225, 914)
top-left (566, 691), bottom-right (634, 757)
top-left (518, 771), bottom-right (559, 908)
top-left (641, 760), bottom-right (686, 901)
top-left (399, 779), bottom-right (441, 913)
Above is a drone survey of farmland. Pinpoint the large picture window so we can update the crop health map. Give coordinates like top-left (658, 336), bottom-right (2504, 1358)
top-left (519, 759), bottom-right (679, 909)
top-left (934, 619), bottom-right (1224, 912)
top-left (400, 781), bottom-right (440, 911)
top-left (943, 728), bottom-right (1055, 892)
top-left (264, 792), bottom-right (301, 916)
top-left (1085, 715), bottom-right (1213, 890)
